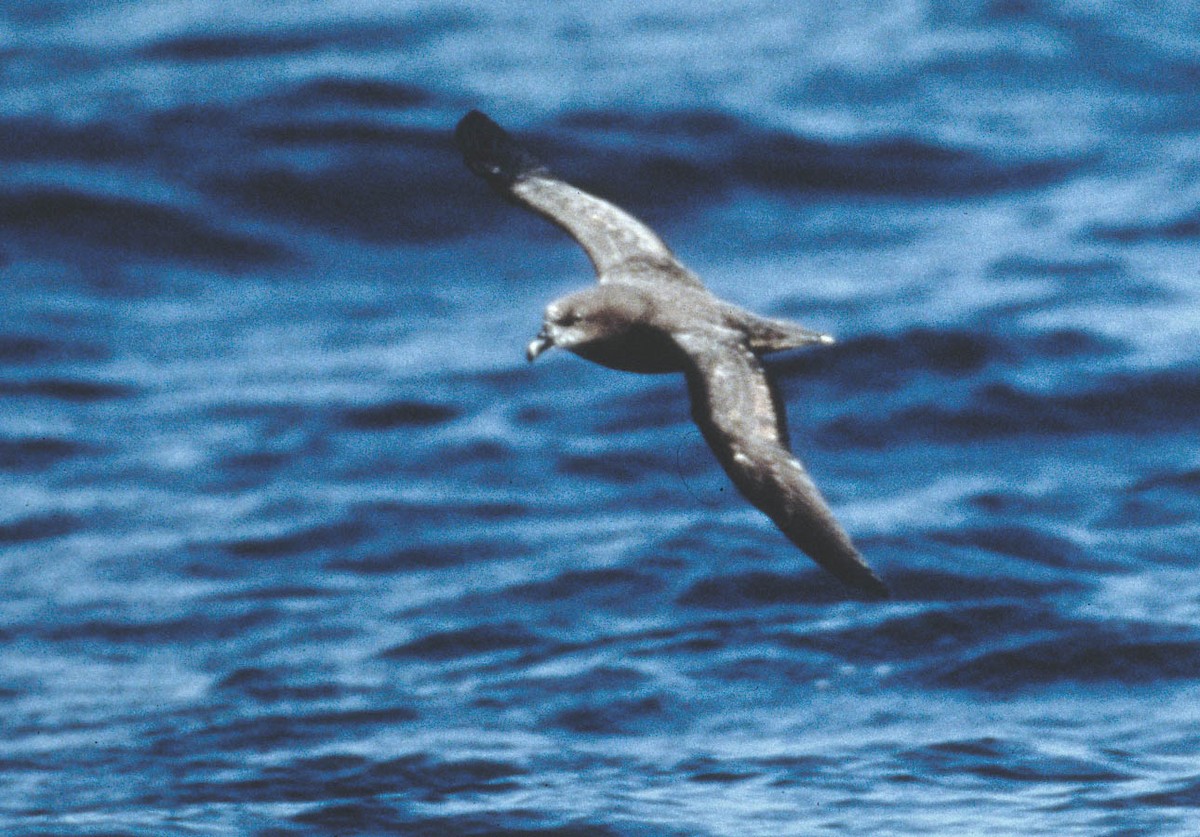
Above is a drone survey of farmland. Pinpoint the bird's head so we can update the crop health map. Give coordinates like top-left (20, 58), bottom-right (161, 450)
top-left (526, 285), bottom-right (650, 362)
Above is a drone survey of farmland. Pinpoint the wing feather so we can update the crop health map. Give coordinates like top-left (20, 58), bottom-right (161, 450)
top-left (675, 331), bottom-right (888, 598)
top-left (455, 110), bottom-right (706, 289)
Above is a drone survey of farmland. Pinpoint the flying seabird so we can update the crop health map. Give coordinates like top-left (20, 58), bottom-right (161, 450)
top-left (455, 110), bottom-right (888, 599)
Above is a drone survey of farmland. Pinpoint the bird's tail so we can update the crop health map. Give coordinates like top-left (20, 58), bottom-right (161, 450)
top-left (741, 313), bottom-right (835, 355)
top-left (454, 110), bottom-right (548, 188)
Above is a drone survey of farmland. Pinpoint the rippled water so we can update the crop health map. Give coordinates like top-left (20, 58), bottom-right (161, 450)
top-left (3, 2), bottom-right (1200, 834)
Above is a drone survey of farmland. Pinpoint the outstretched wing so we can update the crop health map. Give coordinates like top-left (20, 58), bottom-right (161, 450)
top-left (675, 330), bottom-right (889, 599)
top-left (455, 110), bottom-right (706, 290)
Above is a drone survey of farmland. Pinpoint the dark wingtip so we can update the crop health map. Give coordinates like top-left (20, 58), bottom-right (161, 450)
top-left (854, 573), bottom-right (891, 602)
top-left (836, 558), bottom-right (891, 601)
top-left (816, 550), bottom-right (890, 601)
top-left (454, 110), bottom-right (547, 186)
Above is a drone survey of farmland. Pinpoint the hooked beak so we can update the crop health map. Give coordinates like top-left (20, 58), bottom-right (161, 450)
top-left (526, 326), bottom-right (554, 362)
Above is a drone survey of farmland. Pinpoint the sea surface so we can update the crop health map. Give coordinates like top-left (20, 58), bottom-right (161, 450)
top-left (2, 1), bottom-right (1200, 834)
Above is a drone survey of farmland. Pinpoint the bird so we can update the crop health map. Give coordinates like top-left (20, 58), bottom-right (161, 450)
top-left (454, 109), bottom-right (888, 599)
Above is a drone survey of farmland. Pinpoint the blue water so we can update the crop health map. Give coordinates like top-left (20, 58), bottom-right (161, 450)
top-left (3, 2), bottom-right (1199, 834)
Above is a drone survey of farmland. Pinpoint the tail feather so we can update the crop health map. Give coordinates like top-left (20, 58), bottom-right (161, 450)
top-left (454, 110), bottom-right (548, 188)
top-left (744, 314), bottom-right (834, 355)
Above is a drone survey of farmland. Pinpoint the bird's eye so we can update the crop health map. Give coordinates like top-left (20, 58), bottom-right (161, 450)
top-left (559, 312), bottom-right (580, 327)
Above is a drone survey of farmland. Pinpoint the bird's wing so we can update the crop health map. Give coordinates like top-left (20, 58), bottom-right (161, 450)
top-left (455, 110), bottom-right (707, 290)
top-left (674, 330), bottom-right (889, 598)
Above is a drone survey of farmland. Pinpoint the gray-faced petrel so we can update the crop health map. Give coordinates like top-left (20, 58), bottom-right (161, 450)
top-left (455, 110), bottom-right (888, 599)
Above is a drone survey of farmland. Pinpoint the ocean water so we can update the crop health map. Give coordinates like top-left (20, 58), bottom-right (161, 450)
top-left (2, 1), bottom-right (1199, 834)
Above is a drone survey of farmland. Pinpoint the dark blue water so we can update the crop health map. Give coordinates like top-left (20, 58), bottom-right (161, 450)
top-left (3, 2), bottom-right (1199, 834)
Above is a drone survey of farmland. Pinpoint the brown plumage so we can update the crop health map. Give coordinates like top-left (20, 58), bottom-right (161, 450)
top-left (455, 110), bottom-right (888, 599)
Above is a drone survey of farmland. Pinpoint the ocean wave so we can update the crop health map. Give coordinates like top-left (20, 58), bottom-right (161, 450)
top-left (819, 365), bottom-right (1200, 447)
top-left (897, 737), bottom-right (1131, 784)
top-left (0, 511), bottom-right (83, 545)
top-left (0, 435), bottom-right (100, 470)
top-left (336, 399), bottom-right (462, 430)
top-left (0, 185), bottom-right (289, 267)
top-left (0, 376), bottom-right (136, 401)
top-left (679, 570), bottom-right (862, 608)
top-left (937, 625), bottom-right (1200, 691)
top-left (795, 603), bottom-right (1067, 666)
top-left (1091, 208), bottom-right (1200, 243)
top-left (527, 107), bottom-right (1089, 213)
top-left (382, 623), bottom-right (546, 661)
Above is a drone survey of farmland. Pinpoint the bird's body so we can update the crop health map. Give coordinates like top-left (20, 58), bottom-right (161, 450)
top-left (455, 110), bottom-right (888, 599)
